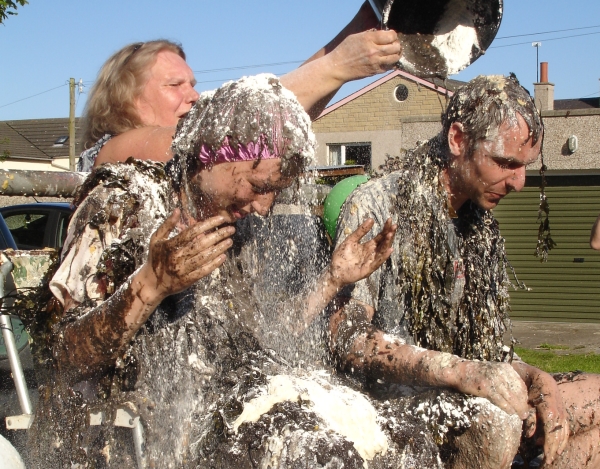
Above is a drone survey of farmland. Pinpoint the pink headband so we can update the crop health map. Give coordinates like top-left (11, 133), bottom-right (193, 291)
top-left (198, 135), bottom-right (280, 166)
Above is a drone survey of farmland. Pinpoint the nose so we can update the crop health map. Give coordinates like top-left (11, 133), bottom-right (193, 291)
top-left (186, 83), bottom-right (200, 103)
top-left (251, 192), bottom-right (277, 216)
top-left (507, 166), bottom-right (526, 192)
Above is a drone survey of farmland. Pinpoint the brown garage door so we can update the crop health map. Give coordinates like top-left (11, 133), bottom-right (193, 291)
top-left (493, 177), bottom-right (600, 323)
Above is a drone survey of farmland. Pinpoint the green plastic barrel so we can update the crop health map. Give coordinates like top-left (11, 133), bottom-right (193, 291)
top-left (323, 174), bottom-right (370, 240)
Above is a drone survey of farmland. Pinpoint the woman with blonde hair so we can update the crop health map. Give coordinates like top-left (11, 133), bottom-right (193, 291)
top-left (78, 2), bottom-right (402, 171)
top-left (78, 39), bottom-right (198, 170)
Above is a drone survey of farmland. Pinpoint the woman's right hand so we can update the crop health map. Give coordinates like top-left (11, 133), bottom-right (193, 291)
top-left (139, 209), bottom-right (235, 302)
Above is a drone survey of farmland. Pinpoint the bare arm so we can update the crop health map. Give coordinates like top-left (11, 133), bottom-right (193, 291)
top-left (93, 126), bottom-right (176, 168)
top-left (55, 211), bottom-right (234, 381)
top-left (329, 299), bottom-right (530, 419)
top-left (590, 214), bottom-right (600, 250)
top-left (280, 2), bottom-right (401, 119)
top-left (283, 218), bottom-right (396, 333)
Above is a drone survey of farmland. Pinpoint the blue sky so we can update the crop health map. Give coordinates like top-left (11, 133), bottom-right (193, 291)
top-left (1, 0), bottom-right (600, 121)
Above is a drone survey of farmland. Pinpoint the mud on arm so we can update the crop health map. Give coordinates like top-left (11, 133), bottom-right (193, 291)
top-left (511, 360), bottom-right (570, 464)
top-left (329, 298), bottom-right (530, 418)
top-left (54, 210), bottom-right (235, 382)
top-left (54, 268), bottom-right (167, 382)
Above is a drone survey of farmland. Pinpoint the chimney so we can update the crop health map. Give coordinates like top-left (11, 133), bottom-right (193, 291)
top-left (534, 62), bottom-right (554, 111)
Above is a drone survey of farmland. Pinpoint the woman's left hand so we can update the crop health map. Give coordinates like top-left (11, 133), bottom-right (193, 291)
top-left (328, 217), bottom-right (396, 289)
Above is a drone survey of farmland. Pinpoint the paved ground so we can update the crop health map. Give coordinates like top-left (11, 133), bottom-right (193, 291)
top-left (510, 321), bottom-right (600, 355)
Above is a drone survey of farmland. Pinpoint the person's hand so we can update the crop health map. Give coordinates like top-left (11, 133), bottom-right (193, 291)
top-left (328, 217), bottom-right (396, 289)
top-left (141, 209), bottom-right (235, 300)
top-left (325, 29), bottom-right (401, 83)
top-left (522, 370), bottom-right (570, 465)
top-left (452, 360), bottom-right (530, 419)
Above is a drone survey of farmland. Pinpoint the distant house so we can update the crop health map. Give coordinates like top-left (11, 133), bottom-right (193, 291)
top-left (313, 66), bottom-right (600, 324)
top-left (0, 118), bottom-right (83, 171)
top-left (312, 69), bottom-right (464, 170)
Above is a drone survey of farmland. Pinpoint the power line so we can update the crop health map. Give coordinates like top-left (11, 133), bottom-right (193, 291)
top-left (490, 31), bottom-right (600, 49)
top-left (5, 26), bottom-right (600, 110)
top-left (496, 24), bottom-right (600, 40)
top-left (0, 84), bottom-right (67, 109)
top-left (193, 60), bottom-right (303, 75)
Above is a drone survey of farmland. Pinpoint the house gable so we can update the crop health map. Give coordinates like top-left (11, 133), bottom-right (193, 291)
top-left (312, 71), bottom-right (454, 135)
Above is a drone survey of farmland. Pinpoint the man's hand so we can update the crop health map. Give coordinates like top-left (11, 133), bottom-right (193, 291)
top-left (514, 363), bottom-right (570, 465)
top-left (139, 210), bottom-right (235, 301)
top-left (450, 360), bottom-right (531, 419)
top-left (328, 217), bottom-right (396, 289)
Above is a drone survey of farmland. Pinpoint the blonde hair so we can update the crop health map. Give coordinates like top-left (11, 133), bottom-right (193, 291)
top-left (82, 40), bottom-right (186, 149)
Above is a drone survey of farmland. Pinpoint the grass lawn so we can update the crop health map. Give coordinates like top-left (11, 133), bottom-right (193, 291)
top-left (515, 346), bottom-right (600, 374)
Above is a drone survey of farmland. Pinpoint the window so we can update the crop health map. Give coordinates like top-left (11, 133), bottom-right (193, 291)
top-left (394, 84), bottom-right (409, 102)
top-left (3, 211), bottom-right (49, 249)
top-left (57, 212), bottom-right (71, 249)
top-left (328, 143), bottom-right (372, 170)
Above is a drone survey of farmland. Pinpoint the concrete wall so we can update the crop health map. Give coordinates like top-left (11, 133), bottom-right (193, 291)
top-left (538, 110), bottom-right (600, 172)
top-left (0, 157), bottom-right (75, 172)
top-left (398, 118), bottom-right (442, 153)
top-left (315, 129), bottom-right (403, 168)
top-left (314, 120), bottom-right (443, 169)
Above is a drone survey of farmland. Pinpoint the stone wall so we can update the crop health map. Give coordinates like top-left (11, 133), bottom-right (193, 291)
top-left (312, 76), bottom-right (448, 134)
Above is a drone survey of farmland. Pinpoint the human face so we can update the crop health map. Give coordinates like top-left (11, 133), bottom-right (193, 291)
top-left (187, 158), bottom-right (295, 224)
top-left (135, 50), bottom-right (199, 127)
top-left (445, 113), bottom-right (542, 211)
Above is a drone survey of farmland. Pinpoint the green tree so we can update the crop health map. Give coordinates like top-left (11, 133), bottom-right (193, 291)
top-left (0, 0), bottom-right (28, 24)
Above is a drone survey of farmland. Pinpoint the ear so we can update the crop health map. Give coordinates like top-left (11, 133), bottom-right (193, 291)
top-left (448, 122), bottom-right (466, 157)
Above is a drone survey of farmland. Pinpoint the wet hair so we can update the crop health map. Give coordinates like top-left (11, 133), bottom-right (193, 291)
top-left (441, 75), bottom-right (543, 156)
top-left (82, 40), bottom-right (186, 149)
top-left (168, 74), bottom-right (316, 191)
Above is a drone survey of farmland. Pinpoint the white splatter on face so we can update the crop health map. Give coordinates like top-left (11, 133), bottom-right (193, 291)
top-left (188, 158), bottom-right (295, 223)
top-left (445, 113), bottom-right (542, 211)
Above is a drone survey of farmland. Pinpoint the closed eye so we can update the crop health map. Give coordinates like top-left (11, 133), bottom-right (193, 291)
top-left (251, 184), bottom-right (276, 195)
top-left (492, 158), bottom-right (523, 171)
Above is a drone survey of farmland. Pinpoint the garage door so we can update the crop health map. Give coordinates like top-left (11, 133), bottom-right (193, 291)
top-left (493, 177), bottom-right (600, 323)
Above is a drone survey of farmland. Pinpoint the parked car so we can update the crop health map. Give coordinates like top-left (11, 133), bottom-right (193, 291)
top-left (0, 213), bottom-right (18, 251)
top-left (0, 203), bottom-right (74, 251)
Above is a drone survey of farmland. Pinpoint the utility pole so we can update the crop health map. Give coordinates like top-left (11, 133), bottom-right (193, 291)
top-left (69, 78), bottom-right (76, 171)
top-left (532, 42), bottom-right (542, 82)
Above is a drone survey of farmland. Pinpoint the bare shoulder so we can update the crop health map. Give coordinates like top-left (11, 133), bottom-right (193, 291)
top-left (95, 126), bottom-right (176, 166)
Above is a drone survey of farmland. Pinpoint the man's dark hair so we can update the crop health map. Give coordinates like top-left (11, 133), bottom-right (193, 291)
top-left (441, 75), bottom-right (543, 154)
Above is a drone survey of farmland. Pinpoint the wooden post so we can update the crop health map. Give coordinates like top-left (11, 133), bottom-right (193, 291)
top-left (69, 78), bottom-right (76, 171)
